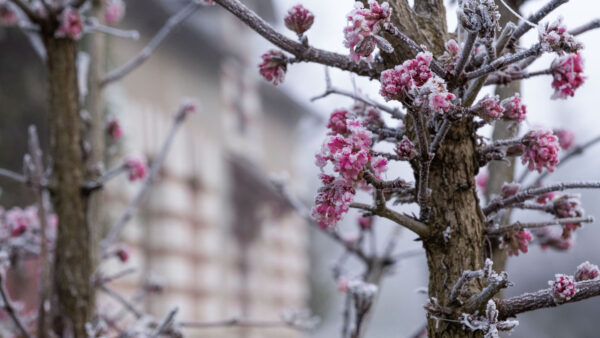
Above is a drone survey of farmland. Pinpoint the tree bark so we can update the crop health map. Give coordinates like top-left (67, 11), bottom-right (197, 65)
top-left (44, 36), bottom-right (94, 337)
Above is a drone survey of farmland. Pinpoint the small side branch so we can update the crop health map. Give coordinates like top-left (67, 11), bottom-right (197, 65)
top-left (350, 203), bottom-right (429, 238)
top-left (410, 107), bottom-right (432, 220)
top-left (180, 317), bottom-right (312, 332)
top-left (0, 168), bottom-right (27, 184)
top-left (465, 44), bottom-right (542, 80)
top-left (98, 285), bottom-right (144, 319)
top-left (569, 19), bottom-right (600, 36)
top-left (487, 217), bottom-right (594, 235)
top-left (508, 0), bottom-right (569, 48)
top-left (449, 270), bottom-right (484, 305)
top-left (463, 272), bottom-right (511, 312)
top-left (449, 31), bottom-right (477, 89)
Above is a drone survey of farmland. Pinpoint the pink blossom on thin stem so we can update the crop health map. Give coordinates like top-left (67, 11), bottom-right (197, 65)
top-left (380, 52), bottom-right (433, 101)
top-left (0, 1), bottom-right (18, 26)
top-left (56, 7), bottom-right (84, 40)
top-left (125, 156), bottom-right (148, 182)
top-left (552, 194), bottom-right (584, 238)
top-left (549, 274), bottom-right (576, 301)
top-left (344, 1), bottom-right (392, 61)
top-left (107, 117), bottom-right (123, 141)
top-left (521, 129), bottom-right (560, 173)
top-left (414, 77), bottom-right (455, 114)
top-left (395, 136), bottom-right (417, 161)
top-left (575, 261), bottom-right (599, 282)
top-left (258, 50), bottom-right (287, 86)
top-left (539, 17), bottom-right (582, 54)
top-left (473, 94), bottom-right (504, 122)
top-left (501, 182), bottom-right (520, 198)
top-left (553, 128), bottom-right (575, 150)
top-left (501, 94), bottom-right (527, 122)
top-left (284, 4), bottom-right (314, 36)
top-left (505, 229), bottom-right (532, 257)
top-left (551, 53), bottom-right (585, 100)
top-left (104, 0), bottom-right (125, 25)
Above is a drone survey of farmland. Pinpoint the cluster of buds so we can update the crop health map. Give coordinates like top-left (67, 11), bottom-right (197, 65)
top-left (551, 53), bottom-right (586, 100)
top-left (552, 194), bottom-right (584, 238)
top-left (458, 0), bottom-right (500, 38)
top-left (258, 50), bottom-right (287, 86)
top-left (574, 261), bottom-right (599, 282)
top-left (395, 136), bottom-right (417, 161)
top-left (56, 7), bottom-right (84, 40)
top-left (413, 77), bottom-right (456, 114)
top-left (344, 1), bottom-right (393, 61)
top-left (504, 230), bottom-right (533, 257)
top-left (539, 17), bottom-right (583, 54)
top-left (500, 94), bottom-right (527, 122)
top-left (357, 215), bottom-right (373, 230)
top-left (125, 156), bottom-right (148, 182)
top-left (284, 4), bottom-right (314, 36)
top-left (500, 182), bottom-right (520, 198)
top-left (521, 129), bottom-right (560, 173)
top-left (438, 39), bottom-right (460, 72)
top-left (473, 94), bottom-right (504, 122)
top-left (549, 274), bottom-right (577, 302)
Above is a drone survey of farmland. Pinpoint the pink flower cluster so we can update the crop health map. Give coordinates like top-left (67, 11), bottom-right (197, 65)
top-left (549, 274), bottom-right (576, 301)
top-left (380, 52), bottom-right (433, 101)
top-left (521, 129), bottom-right (560, 173)
top-left (414, 77), bottom-right (456, 114)
top-left (0, 206), bottom-right (58, 240)
top-left (395, 136), bottom-right (417, 161)
top-left (313, 174), bottom-right (356, 229)
top-left (534, 226), bottom-right (574, 251)
top-left (327, 109), bottom-right (351, 135)
top-left (438, 39), bottom-right (460, 72)
top-left (344, 1), bottom-right (392, 61)
top-left (551, 53), bottom-right (585, 100)
top-left (539, 17), bottom-right (582, 54)
top-left (552, 195), bottom-right (584, 238)
top-left (553, 128), bottom-right (575, 150)
top-left (0, 1), bottom-right (18, 26)
top-left (107, 117), bottom-right (123, 141)
top-left (125, 156), bottom-right (148, 182)
top-left (501, 182), bottom-right (520, 198)
top-left (474, 94), bottom-right (504, 122)
top-left (284, 4), bottom-right (314, 36)
top-left (500, 94), bottom-right (527, 122)
top-left (258, 50), bottom-right (287, 86)
top-left (505, 230), bottom-right (532, 257)
top-left (56, 7), bottom-right (84, 40)
top-left (104, 0), bottom-right (125, 25)
top-left (575, 261), bottom-right (599, 282)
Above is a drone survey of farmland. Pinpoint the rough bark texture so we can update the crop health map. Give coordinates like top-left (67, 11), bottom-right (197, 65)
top-left (44, 36), bottom-right (93, 337)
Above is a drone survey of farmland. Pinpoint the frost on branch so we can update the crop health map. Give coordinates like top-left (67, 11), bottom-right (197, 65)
top-left (395, 136), bottom-right (417, 161)
top-left (125, 156), bottom-right (148, 182)
top-left (258, 50), bottom-right (287, 86)
top-left (549, 274), bottom-right (577, 302)
top-left (458, 0), bottom-right (500, 38)
top-left (539, 17), bottom-right (583, 54)
top-left (56, 7), bottom-right (84, 40)
top-left (575, 261), bottom-right (600, 282)
top-left (551, 53), bottom-right (586, 99)
top-left (344, 1), bottom-right (393, 62)
top-left (413, 77), bottom-right (456, 114)
top-left (552, 194), bottom-right (584, 238)
top-left (472, 94), bottom-right (504, 122)
top-left (380, 52), bottom-right (433, 101)
top-left (0, 1), bottom-right (17, 26)
top-left (521, 129), bottom-right (560, 173)
top-left (460, 300), bottom-right (518, 338)
top-left (284, 4), bottom-right (314, 36)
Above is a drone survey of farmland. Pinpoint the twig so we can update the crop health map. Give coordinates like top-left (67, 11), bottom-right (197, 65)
top-left (341, 292), bottom-right (353, 338)
top-left (507, 0), bottom-right (569, 48)
top-left (449, 270), bottom-right (484, 305)
top-left (350, 202), bottom-right (429, 238)
top-left (94, 268), bottom-right (137, 286)
top-left (88, 20), bottom-right (140, 40)
top-left (151, 307), bottom-right (178, 337)
top-left (0, 273), bottom-right (32, 338)
top-left (83, 165), bottom-right (128, 192)
top-left (465, 44), bottom-right (543, 80)
top-left (180, 317), bottom-right (310, 331)
top-left (100, 1), bottom-right (201, 87)
top-left (483, 181), bottom-right (600, 215)
top-left (429, 119), bottom-right (452, 155)
top-left (569, 19), bottom-right (600, 36)
top-left (487, 216), bottom-right (594, 235)
top-left (411, 107), bottom-right (432, 220)
top-left (99, 285), bottom-right (144, 319)
top-left (449, 31), bottom-right (477, 89)
top-left (463, 272), bottom-right (511, 312)
top-left (0, 168), bottom-right (27, 183)
top-left (101, 104), bottom-right (194, 250)
top-left (8, 0), bottom-right (39, 23)
top-left (213, 0), bottom-right (380, 78)
top-left (485, 69), bottom-right (552, 86)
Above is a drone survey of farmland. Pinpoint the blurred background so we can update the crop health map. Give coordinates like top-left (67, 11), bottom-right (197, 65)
top-left (0, 0), bottom-right (599, 337)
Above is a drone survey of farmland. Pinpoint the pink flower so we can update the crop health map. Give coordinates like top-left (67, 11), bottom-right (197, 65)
top-left (551, 53), bottom-right (585, 100)
top-left (539, 17), bottom-right (582, 54)
top-left (125, 156), bottom-right (148, 181)
top-left (104, 0), bottom-right (125, 24)
top-left (438, 39), bottom-right (460, 72)
top-left (0, 2), bottom-right (18, 26)
top-left (549, 274), bottom-right (576, 301)
top-left (344, 1), bottom-right (392, 61)
top-left (258, 50), bottom-right (287, 86)
top-left (501, 94), bottom-right (527, 122)
top-left (116, 247), bottom-right (130, 262)
top-left (312, 174), bottom-right (356, 229)
top-left (501, 182), bottom-right (520, 198)
top-left (11, 224), bottom-right (27, 237)
top-left (380, 52), bottom-right (433, 101)
top-left (552, 195), bottom-right (584, 238)
top-left (284, 4), bottom-right (314, 36)
top-left (414, 77), bottom-right (455, 114)
top-left (358, 215), bottom-right (372, 230)
top-left (521, 129), bottom-right (560, 173)
top-left (57, 7), bottom-right (84, 40)
top-left (536, 192), bottom-right (555, 204)
top-left (476, 171), bottom-right (488, 193)
top-left (575, 261), bottom-right (599, 282)
top-left (553, 129), bottom-right (575, 150)
top-left (474, 94), bottom-right (504, 122)
top-left (107, 117), bottom-right (123, 141)
top-left (395, 136), bottom-right (417, 160)
top-left (535, 226), bottom-right (574, 251)
top-left (505, 230), bottom-right (532, 256)
top-left (327, 109), bottom-right (352, 135)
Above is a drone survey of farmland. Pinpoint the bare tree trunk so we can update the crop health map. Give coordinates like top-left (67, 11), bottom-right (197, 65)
top-left (44, 36), bottom-right (94, 337)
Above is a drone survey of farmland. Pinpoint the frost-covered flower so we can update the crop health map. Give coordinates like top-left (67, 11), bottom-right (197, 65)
top-left (535, 226), bottom-right (574, 251)
top-left (344, 1), bottom-right (392, 61)
top-left (505, 230), bottom-right (532, 256)
top-left (107, 117), bottom-right (123, 141)
top-left (414, 77), bottom-right (455, 114)
top-left (395, 136), bottom-right (417, 160)
top-left (380, 52), bottom-right (433, 101)
top-left (56, 7), bottom-right (84, 40)
top-left (0, 1), bottom-right (18, 26)
top-left (474, 94), bottom-right (504, 122)
top-left (501, 94), bottom-right (527, 122)
top-left (125, 156), bottom-right (148, 182)
top-left (258, 50), bottom-right (287, 86)
top-left (553, 128), bottom-right (575, 150)
top-left (116, 247), bottom-right (130, 262)
top-left (575, 261), bottom-right (599, 282)
top-left (438, 39), bottom-right (460, 72)
top-left (551, 53), bottom-right (585, 100)
top-left (501, 182), bottom-right (520, 198)
top-left (536, 192), bottom-right (555, 205)
top-left (371, 156), bottom-right (388, 177)
top-left (549, 274), bottom-right (576, 301)
top-left (327, 109), bottom-right (352, 135)
top-left (521, 129), bottom-right (560, 173)
top-left (284, 4), bottom-right (314, 36)
top-left (312, 174), bottom-right (356, 229)
top-left (552, 194), bottom-right (584, 238)
top-left (539, 17), bottom-right (582, 54)
top-left (104, 0), bottom-right (125, 24)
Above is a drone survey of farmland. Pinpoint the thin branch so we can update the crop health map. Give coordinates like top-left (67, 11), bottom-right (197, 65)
top-left (449, 31), bottom-right (477, 89)
top-left (507, 0), bottom-right (569, 48)
top-left (213, 0), bottom-right (379, 78)
top-left (0, 274), bottom-right (31, 338)
top-left (350, 202), bottom-right (429, 238)
top-left (99, 285), bottom-right (144, 319)
top-left (429, 119), bottom-right (452, 155)
top-left (100, 1), bottom-right (201, 87)
top-left (496, 278), bottom-right (600, 319)
top-left (0, 168), bottom-right (27, 183)
top-left (180, 318), bottom-right (309, 332)
top-left (465, 44), bottom-right (543, 80)
top-left (411, 107), bottom-right (432, 220)
top-left (87, 20), bottom-right (140, 40)
top-left (485, 68), bottom-right (552, 86)
top-left (487, 216), bottom-right (594, 235)
top-left (569, 19), bottom-right (600, 36)
top-left (101, 105), bottom-right (194, 250)
top-left (83, 164), bottom-right (128, 192)
top-left (483, 181), bottom-right (600, 215)
top-left (151, 307), bottom-right (178, 337)
top-left (94, 268), bottom-right (137, 286)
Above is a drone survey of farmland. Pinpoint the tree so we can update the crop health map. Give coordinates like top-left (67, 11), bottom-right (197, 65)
top-left (0, 0), bottom-right (598, 337)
